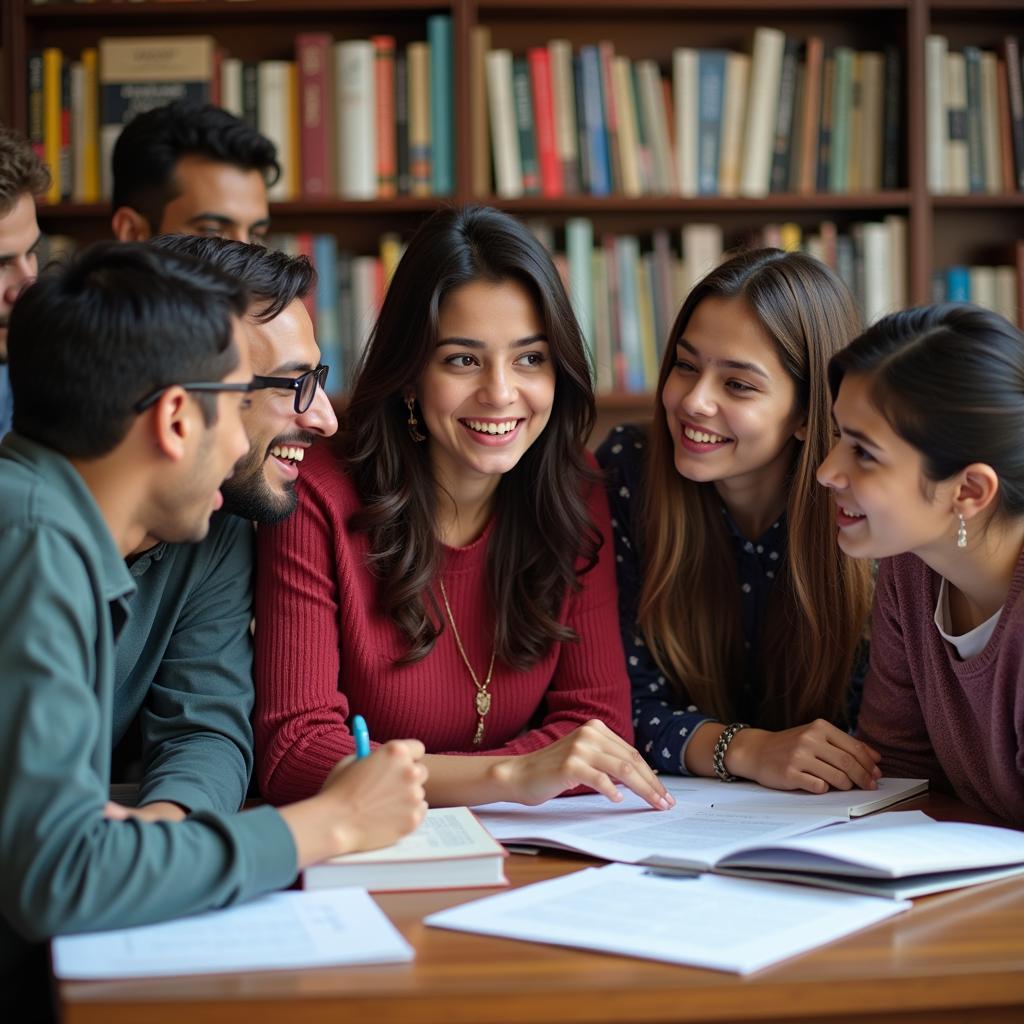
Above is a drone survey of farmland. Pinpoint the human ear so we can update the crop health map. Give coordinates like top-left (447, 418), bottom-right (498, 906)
top-left (150, 388), bottom-right (190, 463)
top-left (111, 206), bottom-right (153, 242)
top-left (954, 463), bottom-right (1000, 522)
top-left (794, 421), bottom-right (808, 442)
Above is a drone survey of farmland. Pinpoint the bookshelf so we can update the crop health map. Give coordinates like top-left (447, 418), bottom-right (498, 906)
top-left (4, 0), bottom-right (1024, 442)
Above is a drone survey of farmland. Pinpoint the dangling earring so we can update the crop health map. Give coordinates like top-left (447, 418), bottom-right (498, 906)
top-left (405, 395), bottom-right (426, 442)
top-left (956, 513), bottom-right (968, 549)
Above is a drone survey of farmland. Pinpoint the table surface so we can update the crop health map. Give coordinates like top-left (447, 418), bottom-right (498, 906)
top-left (58, 792), bottom-right (1024, 1024)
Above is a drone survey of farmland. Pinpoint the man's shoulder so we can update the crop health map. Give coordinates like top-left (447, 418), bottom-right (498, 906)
top-left (134, 512), bottom-right (253, 584)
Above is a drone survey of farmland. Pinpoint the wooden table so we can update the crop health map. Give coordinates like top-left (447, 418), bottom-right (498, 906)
top-left (58, 793), bottom-right (1024, 1024)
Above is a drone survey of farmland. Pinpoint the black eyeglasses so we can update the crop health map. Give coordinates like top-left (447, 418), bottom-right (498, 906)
top-left (133, 381), bottom-right (255, 413)
top-left (250, 364), bottom-right (329, 414)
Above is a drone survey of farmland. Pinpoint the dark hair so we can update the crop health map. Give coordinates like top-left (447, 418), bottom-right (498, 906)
top-left (111, 101), bottom-right (280, 227)
top-left (8, 241), bottom-right (248, 457)
top-left (343, 205), bottom-right (598, 668)
top-left (640, 248), bottom-right (873, 729)
top-left (0, 124), bottom-right (51, 214)
top-left (149, 234), bottom-right (315, 322)
top-left (830, 303), bottom-right (1024, 519)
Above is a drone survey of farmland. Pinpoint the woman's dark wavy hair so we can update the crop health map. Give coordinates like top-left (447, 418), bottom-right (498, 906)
top-left (829, 303), bottom-right (1024, 518)
top-left (342, 205), bottom-right (599, 668)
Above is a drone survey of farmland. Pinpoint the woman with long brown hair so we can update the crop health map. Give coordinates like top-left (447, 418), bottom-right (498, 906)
top-left (598, 248), bottom-right (876, 793)
top-left (253, 205), bottom-right (671, 811)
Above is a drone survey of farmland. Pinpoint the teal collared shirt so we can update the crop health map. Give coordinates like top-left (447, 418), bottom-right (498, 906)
top-left (0, 435), bottom-right (296, 981)
top-left (116, 512), bottom-right (255, 816)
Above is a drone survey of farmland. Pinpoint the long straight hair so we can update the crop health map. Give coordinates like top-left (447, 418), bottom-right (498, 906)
top-left (639, 248), bottom-right (874, 728)
top-left (342, 205), bottom-right (598, 668)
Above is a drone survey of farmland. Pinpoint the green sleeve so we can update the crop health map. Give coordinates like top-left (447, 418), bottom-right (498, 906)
top-left (0, 525), bottom-right (296, 945)
top-left (136, 517), bottom-right (256, 814)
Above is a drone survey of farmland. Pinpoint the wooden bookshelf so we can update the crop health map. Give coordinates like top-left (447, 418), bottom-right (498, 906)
top-left (4, 0), bottom-right (1024, 434)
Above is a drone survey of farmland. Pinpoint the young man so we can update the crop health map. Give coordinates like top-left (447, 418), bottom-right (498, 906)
top-left (0, 126), bottom-right (48, 439)
top-left (110, 101), bottom-right (278, 244)
top-left (0, 242), bottom-right (426, 1017)
top-left (112, 237), bottom-right (339, 822)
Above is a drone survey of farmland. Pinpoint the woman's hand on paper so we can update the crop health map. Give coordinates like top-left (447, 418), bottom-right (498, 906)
top-left (727, 720), bottom-right (882, 793)
top-left (495, 720), bottom-right (675, 810)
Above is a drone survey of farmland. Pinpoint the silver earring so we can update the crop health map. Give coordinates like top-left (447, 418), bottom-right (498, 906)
top-left (405, 396), bottom-right (426, 443)
top-left (956, 513), bottom-right (967, 549)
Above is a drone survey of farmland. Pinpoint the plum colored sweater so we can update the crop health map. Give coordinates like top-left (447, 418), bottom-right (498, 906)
top-left (253, 445), bottom-right (632, 804)
top-left (857, 551), bottom-right (1024, 824)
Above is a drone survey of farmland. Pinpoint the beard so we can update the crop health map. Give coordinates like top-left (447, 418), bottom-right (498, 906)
top-left (221, 431), bottom-right (314, 524)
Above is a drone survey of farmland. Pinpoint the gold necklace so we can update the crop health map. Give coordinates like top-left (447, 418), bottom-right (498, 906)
top-left (438, 578), bottom-right (496, 746)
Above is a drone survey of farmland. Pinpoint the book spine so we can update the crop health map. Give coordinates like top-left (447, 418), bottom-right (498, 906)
top-left (1004, 38), bottom-right (1024, 191)
top-left (816, 52), bottom-right (834, 193)
top-left (673, 47), bottom-right (698, 196)
top-left (859, 51), bottom-right (885, 193)
top-left (996, 58), bottom-right (1016, 194)
top-left (512, 57), bottom-right (541, 195)
top-left (80, 48), bottom-right (100, 203)
top-left (407, 41), bottom-right (432, 196)
top-left (611, 56), bottom-right (642, 197)
top-left (696, 49), bottom-right (725, 195)
top-left (549, 39), bottom-right (580, 195)
top-left (296, 34), bottom-right (333, 199)
top-left (579, 46), bottom-right (611, 196)
top-left (565, 217), bottom-right (595, 376)
top-left (797, 38), bottom-right (823, 194)
top-left (740, 26), bottom-right (786, 198)
top-left (43, 47), bottom-right (62, 204)
top-left (335, 41), bottom-right (377, 200)
top-left (925, 35), bottom-right (948, 193)
top-left (427, 14), bottom-right (453, 196)
top-left (469, 26), bottom-right (492, 197)
top-left (720, 53), bottom-right (750, 197)
top-left (591, 248), bottom-right (613, 392)
top-left (881, 45), bottom-right (902, 190)
top-left (257, 60), bottom-right (296, 200)
top-left (636, 252), bottom-right (659, 390)
top-left (829, 46), bottom-right (854, 194)
top-left (528, 47), bottom-right (562, 198)
top-left (614, 236), bottom-right (645, 392)
top-left (770, 38), bottom-right (799, 193)
top-left (484, 49), bottom-right (522, 199)
top-left (598, 41), bottom-right (621, 194)
top-left (394, 51), bottom-right (411, 196)
top-left (372, 35), bottom-right (397, 198)
top-left (220, 56), bottom-right (242, 118)
top-left (638, 59), bottom-right (673, 195)
top-left (312, 234), bottom-right (342, 393)
top-left (847, 52), bottom-right (863, 193)
top-left (59, 57), bottom-right (73, 201)
top-left (963, 46), bottom-right (986, 193)
top-left (945, 264), bottom-right (970, 302)
top-left (980, 51), bottom-right (1002, 193)
top-left (240, 61), bottom-right (259, 130)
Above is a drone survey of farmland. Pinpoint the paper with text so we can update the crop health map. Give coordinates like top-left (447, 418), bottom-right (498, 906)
top-left (52, 889), bottom-right (413, 979)
top-left (426, 862), bottom-right (910, 973)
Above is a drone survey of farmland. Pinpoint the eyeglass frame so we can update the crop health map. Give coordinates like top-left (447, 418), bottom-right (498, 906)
top-left (133, 381), bottom-right (255, 414)
top-left (250, 363), bottom-right (330, 414)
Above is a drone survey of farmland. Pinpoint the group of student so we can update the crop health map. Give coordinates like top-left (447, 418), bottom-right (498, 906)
top-left (0, 99), bottom-right (1021, 1019)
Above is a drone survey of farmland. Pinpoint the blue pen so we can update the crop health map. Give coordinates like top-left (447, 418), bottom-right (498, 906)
top-left (351, 714), bottom-right (371, 759)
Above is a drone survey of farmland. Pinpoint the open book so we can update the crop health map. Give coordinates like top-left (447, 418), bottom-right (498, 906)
top-left (474, 792), bottom-right (846, 871)
top-left (303, 806), bottom-right (508, 893)
top-left (715, 810), bottom-right (1024, 899)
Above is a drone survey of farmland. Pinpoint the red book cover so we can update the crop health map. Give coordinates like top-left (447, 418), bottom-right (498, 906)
top-left (211, 45), bottom-right (224, 108)
top-left (296, 33), bottom-right (333, 198)
top-left (372, 35), bottom-right (397, 198)
top-left (528, 47), bottom-right (562, 197)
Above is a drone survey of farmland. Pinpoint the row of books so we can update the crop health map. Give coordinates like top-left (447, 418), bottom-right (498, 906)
top-left (477, 27), bottom-right (901, 200)
top-left (28, 19), bottom-right (455, 205)
top-left (925, 35), bottom-right (1024, 195)
top-left (932, 257), bottom-right (1023, 328)
top-left (30, 215), bottom-right (927, 398)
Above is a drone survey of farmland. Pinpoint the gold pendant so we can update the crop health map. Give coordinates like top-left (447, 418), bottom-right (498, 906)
top-left (475, 690), bottom-right (492, 717)
top-left (473, 718), bottom-right (486, 745)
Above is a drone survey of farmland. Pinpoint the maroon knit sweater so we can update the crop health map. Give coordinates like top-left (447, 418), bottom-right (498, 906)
top-left (253, 445), bottom-right (632, 805)
top-left (857, 551), bottom-right (1024, 825)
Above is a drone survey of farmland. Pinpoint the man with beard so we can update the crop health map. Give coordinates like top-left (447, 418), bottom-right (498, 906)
top-left (111, 236), bottom-right (337, 821)
top-left (0, 127), bottom-right (48, 439)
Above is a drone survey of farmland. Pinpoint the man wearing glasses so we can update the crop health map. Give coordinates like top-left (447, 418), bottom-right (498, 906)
top-left (108, 236), bottom-right (338, 826)
top-left (0, 241), bottom-right (426, 1021)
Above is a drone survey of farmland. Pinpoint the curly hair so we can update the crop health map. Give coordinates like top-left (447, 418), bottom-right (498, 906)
top-left (0, 125), bottom-right (51, 214)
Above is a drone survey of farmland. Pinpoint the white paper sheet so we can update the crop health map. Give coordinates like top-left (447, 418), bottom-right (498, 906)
top-left (474, 790), bottom-right (842, 870)
top-left (426, 862), bottom-right (910, 974)
top-left (52, 888), bottom-right (413, 979)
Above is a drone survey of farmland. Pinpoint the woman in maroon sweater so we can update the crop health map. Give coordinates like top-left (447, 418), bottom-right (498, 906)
top-left (253, 206), bottom-right (672, 812)
top-left (819, 304), bottom-right (1024, 824)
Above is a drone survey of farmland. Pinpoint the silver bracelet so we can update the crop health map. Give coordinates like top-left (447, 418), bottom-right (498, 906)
top-left (712, 722), bottom-right (750, 782)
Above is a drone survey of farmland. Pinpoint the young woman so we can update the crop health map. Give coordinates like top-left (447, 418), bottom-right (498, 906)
top-left (253, 205), bottom-right (672, 812)
top-left (598, 248), bottom-right (877, 793)
top-left (819, 304), bottom-right (1024, 824)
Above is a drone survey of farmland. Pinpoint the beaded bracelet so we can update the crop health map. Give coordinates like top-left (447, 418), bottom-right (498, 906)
top-left (712, 722), bottom-right (750, 782)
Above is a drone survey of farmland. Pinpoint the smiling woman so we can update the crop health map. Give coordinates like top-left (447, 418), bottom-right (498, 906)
top-left (598, 248), bottom-right (876, 796)
top-left (252, 205), bottom-right (673, 813)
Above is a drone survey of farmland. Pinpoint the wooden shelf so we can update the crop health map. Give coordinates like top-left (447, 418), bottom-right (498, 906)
top-left (490, 193), bottom-right (914, 214)
top-left (931, 194), bottom-right (1024, 209)
top-left (23, 0), bottom-right (444, 20)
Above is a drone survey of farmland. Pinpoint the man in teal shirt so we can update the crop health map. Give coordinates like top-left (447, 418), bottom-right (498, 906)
top-left (0, 242), bottom-right (427, 1020)
top-left (112, 238), bottom-right (338, 821)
